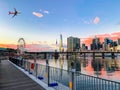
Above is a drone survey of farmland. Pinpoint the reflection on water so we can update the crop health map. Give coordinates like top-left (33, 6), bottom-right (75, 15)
top-left (31, 55), bottom-right (120, 82)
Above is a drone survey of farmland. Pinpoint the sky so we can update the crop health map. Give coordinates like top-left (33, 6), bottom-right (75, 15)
top-left (0, 0), bottom-right (120, 51)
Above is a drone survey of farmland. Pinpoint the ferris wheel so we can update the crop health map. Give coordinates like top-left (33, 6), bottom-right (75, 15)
top-left (17, 38), bottom-right (26, 54)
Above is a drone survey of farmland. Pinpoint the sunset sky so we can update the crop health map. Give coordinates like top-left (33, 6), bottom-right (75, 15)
top-left (0, 0), bottom-right (120, 51)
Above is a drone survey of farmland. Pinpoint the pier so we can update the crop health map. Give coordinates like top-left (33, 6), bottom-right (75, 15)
top-left (0, 60), bottom-right (47, 90)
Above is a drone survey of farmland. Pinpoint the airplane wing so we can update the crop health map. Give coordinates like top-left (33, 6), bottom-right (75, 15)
top-left (12, 14), bottom-right (16, 18)
top-left (14, 8), bottom-right (17, 12)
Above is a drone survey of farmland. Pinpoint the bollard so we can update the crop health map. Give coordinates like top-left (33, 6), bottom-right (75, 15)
top-left (69, 62), bottom-right (76, 90)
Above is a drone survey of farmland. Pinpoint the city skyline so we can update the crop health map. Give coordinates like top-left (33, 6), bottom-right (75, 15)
top-left (0, 0), bottom-right (120, 51)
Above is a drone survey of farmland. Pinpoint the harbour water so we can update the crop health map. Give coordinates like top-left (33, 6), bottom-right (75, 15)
top-left (29, 55), bottom-right (120, 82)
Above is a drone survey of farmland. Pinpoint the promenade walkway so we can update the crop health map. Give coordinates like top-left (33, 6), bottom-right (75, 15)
top-left (0, 60), bottom-right (45, 90)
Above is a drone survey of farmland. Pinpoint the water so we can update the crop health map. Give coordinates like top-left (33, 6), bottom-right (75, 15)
top-left (29, 55), bottom-right (120, 82)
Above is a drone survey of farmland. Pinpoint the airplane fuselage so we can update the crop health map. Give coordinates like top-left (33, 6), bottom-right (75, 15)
top-left (8, 8), bottom-right (20, 17)
top-left (9, 11), bottom-right (17, 15)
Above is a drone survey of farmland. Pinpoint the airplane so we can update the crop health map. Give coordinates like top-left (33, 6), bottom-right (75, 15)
top-left (8, 8), bottom-right (21, 18)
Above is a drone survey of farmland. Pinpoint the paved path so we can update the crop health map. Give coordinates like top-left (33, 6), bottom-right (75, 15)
top-left (0, 60), bottom-right (45, 90)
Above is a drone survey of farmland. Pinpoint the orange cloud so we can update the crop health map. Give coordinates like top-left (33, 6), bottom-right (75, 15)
top-left (0, 43), bottom-right (53, 52)
top-left (93, 17), bottom-right (100, 24)
top-left (82, 32), bottom-right (120, 45)
top-left (25, 43), bottom-right (56, 52)
top-left (111, 32), bottom-right (120, 35)
top-left (32, 12), bottom-right (43, 18)
top-left (0, 44), bottom-right (17, 49)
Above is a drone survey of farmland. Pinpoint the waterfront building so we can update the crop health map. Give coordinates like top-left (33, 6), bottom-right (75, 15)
top-left (90, 36), bottom-right (101, 50)
top-left (104, 37), bottom-right (118, 51)
top-left (101, 42), bottom-right (105, 51)
top-left (104, 38), bottom-right (113, 51)
top-left (67, 36), bottom-right (80, 52)
top-left (118, 38), bottom-right (120, 45)
top-left (109, 41), bottom-right (118, 51)
top-left (59, 34), bottom-right (64, 52)
top-left (90, 44), bottom-right (94, 50)
top-left (116, 45), bottom-right (120, 51)
top-left (81, 43), bottom-right (87, 50)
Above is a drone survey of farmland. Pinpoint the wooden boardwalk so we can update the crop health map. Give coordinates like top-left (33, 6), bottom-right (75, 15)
top-left (0, 60), bottom-right (45, 90)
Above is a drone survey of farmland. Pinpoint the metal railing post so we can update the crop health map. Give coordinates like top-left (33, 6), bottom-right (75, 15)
top-left (28, 61), bottom-right (30, 74)
top-left (34, 54), bottom-right (37, 78)
top-left (46, 59), bottom-right (50, 86)
top-left (70, 62), bottom-right (76, 90)
top-left (48, 65), bottom-right (50, 86)
top-left (22, 58), bottom-right (24, 69)
top-left (26, 59), bottom-right (28, 71)
top-left (46, 53), bottom-right (50, 86)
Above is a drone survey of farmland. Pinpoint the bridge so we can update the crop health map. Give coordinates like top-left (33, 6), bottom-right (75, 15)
top-left (25, 51), bottom-right (120, 59)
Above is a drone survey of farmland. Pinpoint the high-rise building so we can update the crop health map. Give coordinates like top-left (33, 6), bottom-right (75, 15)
top-left (118, 38), bottom-right (120, 45)
top-left (104, 38), bottom-right (113, 51)
top-left (67, 36), bottom-right (80, 52)
top-left (59, 34), bottom-right (64, 52)
top-left (90, 36), bottom-right (101, 50)
top-left (82, 43), bottom-right (86, 50)
top-left (81, 43), bottom-right (88, 50)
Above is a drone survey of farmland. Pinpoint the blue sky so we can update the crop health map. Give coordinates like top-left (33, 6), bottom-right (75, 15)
top-left (0, 0), bottom-right (120, 50)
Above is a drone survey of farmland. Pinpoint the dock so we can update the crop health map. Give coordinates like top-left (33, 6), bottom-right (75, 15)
top-left (0, 60), bottom-right (45, 90)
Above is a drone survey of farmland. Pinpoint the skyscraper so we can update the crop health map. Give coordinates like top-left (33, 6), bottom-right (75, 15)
top-left (81, 43), bottom-right (88, 50)
top-left (118, 38), bottom-right (120, 45)
top-left (91, 36), bottom-right (101, 50)
top-left (59, 34), bottom-right (64, 52)
top-left (67, 36), bottom-right (80, 52)
top-left (104, 38), bottom-right (113, 51)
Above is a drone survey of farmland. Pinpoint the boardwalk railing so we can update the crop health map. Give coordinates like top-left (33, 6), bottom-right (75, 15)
top-left (75, 72), bottom-right (120, 90)
top-left (9, 58), bottom-right (120, 90)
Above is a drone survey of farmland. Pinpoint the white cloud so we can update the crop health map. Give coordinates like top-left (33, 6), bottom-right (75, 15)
top-left (82, 17), bottom-right (100, 25)
top-left (93, 17), bottom-right (100, 24)
top-left (32, 12), bottom-right (43, 18)
top-left (83, 20), bottom-right (90, 24)
top-left (44, 10), bottom-right (49, 14)
top-left (82, 19), bottom-right (92, 24)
